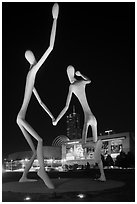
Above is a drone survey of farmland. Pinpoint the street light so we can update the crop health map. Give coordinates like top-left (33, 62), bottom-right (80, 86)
top-left (11, 160), bottom-right (13, 171)
top-left (105, 130), bottom-right (113, 135)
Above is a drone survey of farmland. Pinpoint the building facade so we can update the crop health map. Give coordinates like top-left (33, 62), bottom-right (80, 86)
top-left (66, 106), bottom-right (81, 140)
top-left (4, 132), bottom-right (134, 171)
top-left (61, 132), bottom-right (134, 166)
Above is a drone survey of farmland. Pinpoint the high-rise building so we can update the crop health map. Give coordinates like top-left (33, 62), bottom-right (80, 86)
top-left (66, 106), bottom-right (81, 140)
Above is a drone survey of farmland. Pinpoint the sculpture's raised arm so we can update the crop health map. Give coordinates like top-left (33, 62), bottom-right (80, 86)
top-left (75, 71), bottom-right (91, 84)
top-left (33, 87), bottom-right (55, 121)
top-left (33, 3), bottom-right (59, 74)
top-left (53, 86), bottom-right (73, 125)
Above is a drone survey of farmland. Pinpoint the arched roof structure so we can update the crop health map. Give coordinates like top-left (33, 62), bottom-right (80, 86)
top-left (52, 135), bottom-right (70, 146)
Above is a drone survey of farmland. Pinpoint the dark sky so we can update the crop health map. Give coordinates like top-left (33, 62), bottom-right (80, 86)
top-left (2, 2), bottom-right (135, 157)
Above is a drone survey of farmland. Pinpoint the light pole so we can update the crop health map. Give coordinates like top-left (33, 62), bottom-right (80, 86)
top-left (50, 158), bottom-right (53, 168)
top-left (11, 160), bottom-right (13, 171)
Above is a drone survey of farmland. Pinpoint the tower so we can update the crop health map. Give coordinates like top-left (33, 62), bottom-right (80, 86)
top-left (66, 106), bottom-right (81, 140)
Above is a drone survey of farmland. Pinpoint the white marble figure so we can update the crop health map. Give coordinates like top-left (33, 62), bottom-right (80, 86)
top-left (53, 66), bottom-right (106, 181)
top-left (16, 3), bottom-right (59, 189)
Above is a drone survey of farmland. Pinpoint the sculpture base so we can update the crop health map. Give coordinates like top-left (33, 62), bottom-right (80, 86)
top-left (3, 178), bottom-right (124, 194)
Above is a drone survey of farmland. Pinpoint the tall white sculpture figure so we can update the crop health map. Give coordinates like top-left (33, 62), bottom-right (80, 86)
top-left (53, 66), bottom-right (106, 181)
top-left (16, 3), bottom-right (59, 189)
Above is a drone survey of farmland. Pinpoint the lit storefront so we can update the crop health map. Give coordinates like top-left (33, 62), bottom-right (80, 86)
top-left (4, 132), bottom-right (134, 171)
top-left (62, 132), bottom-right (134, 165)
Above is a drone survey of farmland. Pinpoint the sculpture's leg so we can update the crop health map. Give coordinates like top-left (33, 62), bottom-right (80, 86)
top-left (82, 121), bottom-right (89, 144)
top-left (82, 116), bottom-right (97, 147)
top-left (19, 153), bottom-right (37, 182)
top-left (90, 116), bottom-right (97, 143)
top-left (94, 140), bottom-right (106, 181)
top-left (17, 123), bottom-right (37, 182)
top-left (17, 118), bottom-right (54, 189)
top-left (36, 138), bottom-right (54, 189)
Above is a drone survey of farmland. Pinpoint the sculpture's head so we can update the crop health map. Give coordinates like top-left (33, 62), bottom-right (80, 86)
top-left (25, 50), bottom-right (36, 65)
top-left (67, 65), bottom-right (75, 83)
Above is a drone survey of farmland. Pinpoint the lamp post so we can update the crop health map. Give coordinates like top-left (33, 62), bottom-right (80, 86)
top-left (11, 160), bottom-right (13, 171)
top-left (105, 130), bottom-right (113, 135)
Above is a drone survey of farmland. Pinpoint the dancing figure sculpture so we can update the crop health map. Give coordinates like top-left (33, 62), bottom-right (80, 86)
top-left (16, 3), bottom-right (59, 189)
top-left (53, 66), bottom-right (106, 181)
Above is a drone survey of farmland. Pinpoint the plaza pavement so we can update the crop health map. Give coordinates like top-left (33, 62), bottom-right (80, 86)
top-left (3, 178), bottom-right (125, 194)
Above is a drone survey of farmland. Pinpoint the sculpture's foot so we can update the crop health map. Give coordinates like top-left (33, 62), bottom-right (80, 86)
top-left (94, 177), bottom-right (106, 182)
top-left (37, 168), bottom-right (55, 189)
top-left (19, 177), bottom-right (37, 182)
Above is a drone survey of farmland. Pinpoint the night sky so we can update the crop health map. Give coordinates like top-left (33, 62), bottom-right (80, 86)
top-left (2, 2), bottom-right (135, 157)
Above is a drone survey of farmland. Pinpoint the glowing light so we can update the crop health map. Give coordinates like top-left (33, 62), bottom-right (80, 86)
top-left (102, 137), bottom-right (125, 142)
top-left (77, 194), bottom-right (85, 199)
top-left (67, 141), bottom-right (79, 144)
top-left (50, 159), bottom-right (53, 162)
top-left (47, 159), bottom-right (53, 163)
top-left (61, 159), bottom-right (66, 163)
top-left (105, 130), bottom-right (113, 134)
top-left (24, 196), bottom-right (31, 201)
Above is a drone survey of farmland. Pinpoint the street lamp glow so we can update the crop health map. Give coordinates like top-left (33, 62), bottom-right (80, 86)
top-left (105, 130), bottom-right (113, 134)
top-left (24, 196), bottom-right (31, 201)
top-left (67, 141), bottom-right (79, 144)
top-left (61, 159), bottom-right (66, 163)
top-left (77, 194), bottom-right (85, 199)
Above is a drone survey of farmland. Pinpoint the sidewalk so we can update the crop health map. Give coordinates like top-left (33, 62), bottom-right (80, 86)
top-left (3, 178), bottom-right (124, 194)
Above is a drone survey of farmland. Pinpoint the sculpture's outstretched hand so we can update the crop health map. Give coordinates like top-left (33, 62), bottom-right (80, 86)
top-left (52, 120), bottom-right (57, 126)
top-left (52, 3), bottom-right (59, 19)
top-left (51, 117), bottom-right (55, 123)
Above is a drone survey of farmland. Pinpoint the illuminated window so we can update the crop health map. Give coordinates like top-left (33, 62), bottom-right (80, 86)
top-left (75, 144), bottom-right (84, 159)
top-left (66, 146), bottom-right (75, 160)
top-left (111, 139), bottom-right (122, 154)
top-left (102, 141), bottom-right (109, 155)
